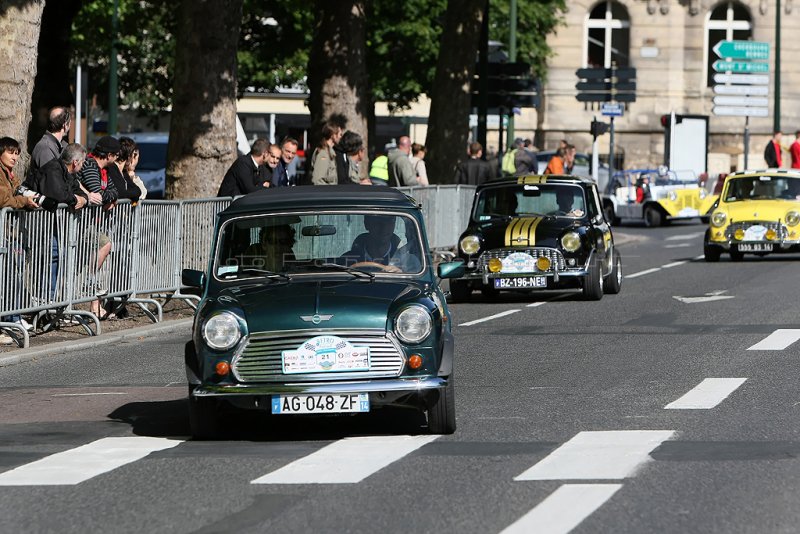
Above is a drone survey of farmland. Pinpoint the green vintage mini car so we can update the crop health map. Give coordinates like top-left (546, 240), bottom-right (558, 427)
top-left (182, 186), bottom-right (464, 438)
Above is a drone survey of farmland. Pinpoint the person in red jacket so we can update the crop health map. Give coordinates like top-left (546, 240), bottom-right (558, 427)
top-left (790, 131), bottom-right (800, 169)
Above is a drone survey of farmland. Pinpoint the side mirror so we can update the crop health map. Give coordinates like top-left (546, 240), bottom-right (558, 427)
top-left (182, 269), bottom-right (206, 288)
top-left (437, 260), bottom-right (465, 279)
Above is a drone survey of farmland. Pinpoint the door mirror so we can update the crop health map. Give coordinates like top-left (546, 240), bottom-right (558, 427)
top-left (182, 269), bottom-right (206, 288)
top-left (437, 260), bottom-right (465, 279)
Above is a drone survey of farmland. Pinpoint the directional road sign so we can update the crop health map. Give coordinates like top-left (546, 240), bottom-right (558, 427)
top-left (712, 40), bottom-right (769, 60)
top-left (713, 84), bottom-right (768, 96)
top-left (712, 106), bottom-right (769, 117)
top-left (712, 95), bottom-right (769, 107)
top-left (712, 60), bottom-right (769, 74)
top-left (601, 103), bottom-right (624, 117)
top-left (576, 67), bottom-right (636, 81)
top-left (713, 73), bottom-right (769, 85)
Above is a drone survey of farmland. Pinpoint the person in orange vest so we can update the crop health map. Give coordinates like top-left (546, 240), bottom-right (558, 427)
top-left (544, 144), bottom-right (575, 174)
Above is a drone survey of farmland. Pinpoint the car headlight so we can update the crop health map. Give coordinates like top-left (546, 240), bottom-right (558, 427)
top-left (711, 211), bottom-right (727, 227)
top-left (669, 191), bottom-right (678, 201)
top-left (394, 305), bottom-right (432, 344)
top-left (561, 231), bottom-right (581, 252)
top-left (202, 312), bottom-right (242, 350)
top-left (460, 235), bottom-right (480, 255)
top-left (786, 210), bottom-right (800, 226)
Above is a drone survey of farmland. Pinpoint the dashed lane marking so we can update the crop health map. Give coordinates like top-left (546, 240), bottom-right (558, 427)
top-left (664, 378), bottom-right (747, 409)
top-left (661, 260), bottom-right (688, 269)
top-left (459, 309), bottom-right (521, 327)
top-left (625, 267), bottom-right (661, 279)
top-left (665, 232), bottom-right (705, 241)
top-left (500, 484), bottom-right (623, 534)
top-left (747, 329), bottom-right (800, 350)
top-left (514, 430), bottom-right (675, 481)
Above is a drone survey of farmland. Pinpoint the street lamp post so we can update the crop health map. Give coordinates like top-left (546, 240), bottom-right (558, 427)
top-left (774, 0), bottom-right (781, 133)
top-left (507, 0), bottom-right (518, 142)
top-left (108, 0), bottom-right (119, 135)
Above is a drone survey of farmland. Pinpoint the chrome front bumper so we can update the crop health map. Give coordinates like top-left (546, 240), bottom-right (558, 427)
top-left (192, 377), bottom-right (447, 397)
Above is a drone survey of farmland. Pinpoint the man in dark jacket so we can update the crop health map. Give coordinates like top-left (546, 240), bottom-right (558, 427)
top-left (764, 131), bottom-right (782, 168)
top-left (455, 142), bottom-right (493, 186)
top-left (24, 143), bottom-right (88, 210)
top-left (30, 106), bottom-right (71, 174)
top-left (217, 138), bottom-right (271, 196)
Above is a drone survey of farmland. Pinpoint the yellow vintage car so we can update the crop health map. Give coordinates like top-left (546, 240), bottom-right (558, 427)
top-left (704, 170), bottom-right (800, 261)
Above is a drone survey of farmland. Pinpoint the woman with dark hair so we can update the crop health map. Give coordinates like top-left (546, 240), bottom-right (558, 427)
top-left (118, 137), bottom-right (147, 200)
top-left (108, 136), bottom-right (142, 203)
top-left (0, 137), bottom-right (37, 211)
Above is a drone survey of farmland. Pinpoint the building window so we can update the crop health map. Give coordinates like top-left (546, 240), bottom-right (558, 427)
top-left (585, 1), bottom-right (631, 68)
top-left (706, 2), bottom-right (753, 87)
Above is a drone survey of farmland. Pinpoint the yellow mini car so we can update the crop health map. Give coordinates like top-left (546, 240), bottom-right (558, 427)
top-left (704, 169), bottom-right (800, 261)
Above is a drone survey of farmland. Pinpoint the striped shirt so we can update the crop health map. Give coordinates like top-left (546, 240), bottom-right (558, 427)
top-left (77, 156), bottom-right (118, 205)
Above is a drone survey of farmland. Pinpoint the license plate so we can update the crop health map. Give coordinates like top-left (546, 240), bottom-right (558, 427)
top-left (271, 393), bottom-right (370, 414)
top-left (494, 276), bottom-right (547, 289)
top-left (737, 243), bottom-right (773, 252)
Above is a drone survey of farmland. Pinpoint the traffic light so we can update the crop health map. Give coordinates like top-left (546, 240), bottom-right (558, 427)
top-left (660, 115), bottom-right (669, 127)
top-left (591, 119), bottom-right (609, 140)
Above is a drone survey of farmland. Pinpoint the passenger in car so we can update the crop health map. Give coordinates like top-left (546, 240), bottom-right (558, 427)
top-left (242, 224), bottom-right (296, 272)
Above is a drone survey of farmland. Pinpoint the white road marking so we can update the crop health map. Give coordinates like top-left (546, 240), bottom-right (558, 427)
top-left (673, 294), bottom-right (734, 304)
top-left (661, 260), bottom-right (688, 269)
top-left (526, 302), bottom-right (547, 308)
top-left (665, 232), bottom-right (705, 241)
top-left (500, 484), bottom-right (623, 534)
top-left (459, 309), bottom-right (520, 326)
top-left (748, 329), bottom-right (800, 350)
top-left (0, 437), bottom-right (181, 486)
top-left (514, 430), bottom-right (675, 480)
top-left (625, 267), bottom-right (661, 279)
top-left (51, 392), bottom-right (128, 397)
top-left (251, 435), bottom-right (438, 484)
top-left (665, 378), bottom-right (747, 409)
top-left (665, 243), bottom-right (692, 248)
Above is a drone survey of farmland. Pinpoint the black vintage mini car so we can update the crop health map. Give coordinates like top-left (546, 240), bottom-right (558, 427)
top-left (449, 175), bottom-right (623, 301)
top-left (181, 186), bottom-right (464, 438)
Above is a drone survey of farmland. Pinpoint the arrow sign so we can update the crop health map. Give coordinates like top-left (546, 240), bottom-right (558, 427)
top-left (713, 95), bottom-right (769, 107)
top-left (576, 67), bottom-right (636, 81)
top-left (713, 40), bottom-right (769, 60)
top-left (713, 106), bottom-right (769, 117)
top-left (713, 73), bottom-right (769, 85)
top-left (673, 290), bottom-right (735, 304)
top-left (712, 60), bottom-right (769, 73)
top-left (713, 84), bottom-right (769, 96)
top-left (576, 81), bottom-right (636, 92)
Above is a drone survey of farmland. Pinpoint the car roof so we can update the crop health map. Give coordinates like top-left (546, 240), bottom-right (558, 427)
top-left (222, 185), bottom-right (418, 217)
top-left (119, 132), bottom-right (168, 143)
top-left (727, 168), bottom-right (800, 179)
top-left (478, 175), bottom-right (595, 190)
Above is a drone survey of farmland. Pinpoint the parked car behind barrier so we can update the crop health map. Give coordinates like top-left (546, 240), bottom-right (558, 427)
top-left (122, 132), bottom-right (168, 199)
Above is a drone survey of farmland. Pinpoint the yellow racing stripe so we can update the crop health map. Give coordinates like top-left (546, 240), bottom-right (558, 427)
top-left (516, 176), bottom-right (549, 185)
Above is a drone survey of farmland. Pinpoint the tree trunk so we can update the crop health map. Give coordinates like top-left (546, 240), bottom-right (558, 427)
top-left (307, 0), bottom-right (369, 179)
top-left (425, 0), bottom-right (485, 184)
top-left (166, 0), bottom-right (243, 199)
top-left (0, 0), bottom-right (45, 158)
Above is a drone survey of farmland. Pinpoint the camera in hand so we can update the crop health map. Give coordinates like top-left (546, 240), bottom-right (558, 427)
top-left (15, 185), bottom-right (58, 211)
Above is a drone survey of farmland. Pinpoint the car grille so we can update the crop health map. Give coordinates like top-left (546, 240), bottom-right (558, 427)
top-left (478, 248), bottom-right (566, 272)
top-left (232, 329), bottom-right (405, 383)
top-left (726, 221), bottom-right (787, 241)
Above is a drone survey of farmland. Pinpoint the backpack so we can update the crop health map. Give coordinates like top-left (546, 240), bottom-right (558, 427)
top-left (501, 149), bottom-right (517, 175)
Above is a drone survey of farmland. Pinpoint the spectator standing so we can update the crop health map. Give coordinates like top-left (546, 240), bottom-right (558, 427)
top-left (217, 138), bottom-right (271, 196)
top-left (544, 144), bottom-right (576, 175)
top-left (388, 135), bottom-right (415, 186)
top-left (764, 131), bottom-right (782, 168)
top-left (515, 138), bottom-right (538, 175)
top-left (334, 131), bottom-right (370, 185)
top-left (119, 137), bottom-right (147, 200)
top-left (271, 137), bottom-right (299, 187)
top-left (409, 143), bottom-right (429, 186)
top-left (30, 106), bottom-right (71, 174)
top-left (501, 138), bottom-right (523, 176)
top-left (790, 131), bottom-right (800, 169)
top-left (454, 142), bottom-right (492, 186)
top-left (109, 137), bottom-right (143, 203)
top-left (311, 123), bottom-right (343, 185)
top-left (369, 152), bottom-right (389, 186)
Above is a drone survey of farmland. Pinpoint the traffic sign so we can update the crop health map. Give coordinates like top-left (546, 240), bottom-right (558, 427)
top-left (713, 73), bottom-right (769, 85)
top-left (712, 106), bottom-right (769, 117)
top-left (713, 84), bottom-right (768, 96)
top-left (712, 40), bottom-right (769, 60)
top-left (576, 92), bottom-right (636, 103)
top-left (601, 103), bottom-right (624, 117)
top-left (712, 95), bottom-right (769, 107)
top-left (576, 81), bottom-right (636, 92)
top-left (576, 67), bottom-right (636, 81)
top-left (712, 60), bottom-right (769, 73)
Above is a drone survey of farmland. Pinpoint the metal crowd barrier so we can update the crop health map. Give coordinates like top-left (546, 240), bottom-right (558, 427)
top-left (397, 185), bottom-right (476, 249)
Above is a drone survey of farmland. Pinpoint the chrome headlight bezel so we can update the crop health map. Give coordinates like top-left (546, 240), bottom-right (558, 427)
top-left (711, 211), bottom-right (727, 227)
top-left (561, 231), bottom-right (581, 252)
top-left (394, 305), bottom-right (433, 344)
top-left (460, 235), bottom-right (480, 255)
top-left (202, 311), bottom-right (242, 350)
top-left (786, 210), bottom-right (800, 227)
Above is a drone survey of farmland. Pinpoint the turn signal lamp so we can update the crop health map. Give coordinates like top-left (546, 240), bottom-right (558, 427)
top-left (734, 229), bottom-right (745, 241)
top-left (215, 361), bottom-right (230, 376)
top-left (786, 211), bottom-right (800, 226)
top-left (408, 354), bottom-right (423, 370)
top-left (766, 229), bottom-right (777, 241)
top-left (536, 257), bottom-right (551, 271)
top-left (488, 258), bottom-right (502, 272)
top-left (711, 212), bottom-right (727, 227)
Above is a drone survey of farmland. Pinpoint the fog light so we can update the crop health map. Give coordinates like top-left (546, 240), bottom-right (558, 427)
top-left (215, 361), bottom-right (230, 376)
top-left (734, 229), bottom-right (745, 240)
top-left (488, 258), bottom-right (502, 272)
top-left (536, 257), bottom-right (551, 271)
top-left (766, 229), bottom-right (777, 240)
top-left (408, 354), bottom-right (423, 369)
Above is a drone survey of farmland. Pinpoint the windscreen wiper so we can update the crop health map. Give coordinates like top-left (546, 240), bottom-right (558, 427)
top-left (222, 268), bottom-right (292, 281)
top-left (307, 263), bottom-right (375, 280)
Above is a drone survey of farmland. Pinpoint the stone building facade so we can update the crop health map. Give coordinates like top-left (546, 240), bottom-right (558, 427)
top-left (540, 0), bottom-right (800, 174)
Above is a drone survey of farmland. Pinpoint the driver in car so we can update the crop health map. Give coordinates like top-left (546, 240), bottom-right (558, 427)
top-left (553, 188), bottom-right (585, 217)
top-left (341, 215), bottom-right (420, 272)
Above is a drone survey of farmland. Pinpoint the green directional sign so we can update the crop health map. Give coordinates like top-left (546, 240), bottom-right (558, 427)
top-left (712, 60), bottom-right (769, 74)
top-left (713, 40), bottom-right (769, 60)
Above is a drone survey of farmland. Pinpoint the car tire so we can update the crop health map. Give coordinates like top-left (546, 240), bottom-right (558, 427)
top-left (582, 256), bottom-right (604, 300)
top-left (603, 252), bottom-right (622, 294)
top-left (704, 244), bottom-right (721, 262)
top-left (730, 248), bottom-right (744, 262)
top-left (427, 378), bottom-right (456, 435)
top-left (188, 387), bottom-right (222, 440)
top-left (448, 280), bottom-right (471, 303)
top-left (644, 205), bottom-right (663, 227)
top-left (603, 202), bottom-right (620, 225)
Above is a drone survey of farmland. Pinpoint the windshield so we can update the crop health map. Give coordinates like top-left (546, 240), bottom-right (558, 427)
top-left (474, 184), bottom-right (587, 219)
top-left (724, 176), bottom-right (800, 202)
top-left (214, 212), bottom-right (425, 279)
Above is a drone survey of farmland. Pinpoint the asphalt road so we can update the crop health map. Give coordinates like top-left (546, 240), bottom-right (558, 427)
top-left (2, 220), bottom-right (800, 534)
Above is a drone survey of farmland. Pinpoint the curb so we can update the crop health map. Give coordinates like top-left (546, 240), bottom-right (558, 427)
top-left (0, 318), bottom-right (194, 368)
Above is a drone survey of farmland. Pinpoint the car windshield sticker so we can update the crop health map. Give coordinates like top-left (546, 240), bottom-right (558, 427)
top-left (218, 265), bottom-right (238, 275)
top-left (282, 335), bottom-right (370, 374)
top-left (504, 217), bottom-right (542, 247)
